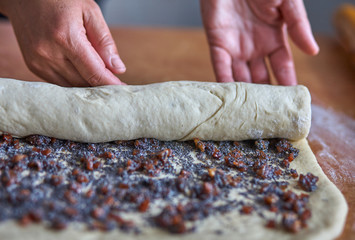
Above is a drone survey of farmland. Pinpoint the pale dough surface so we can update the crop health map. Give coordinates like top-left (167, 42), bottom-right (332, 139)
top-left (0, 78), bottom-right (347, 239)
top-left (0, 139), bottom-right (348, 240)
top-left (0, 78), bottom-right (311, 142)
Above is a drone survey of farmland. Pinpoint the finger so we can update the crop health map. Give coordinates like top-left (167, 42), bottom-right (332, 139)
top-left (84, 2), bottom-right (126, 75)
top-left (210, 46), bottom-right (234, 83)
top-left (232, 59), bottom-right (251, 83)
top-left (51, 59), bottom-right (89, 87)
top-left (281, 0), bottom-right (319, 55)
top-left (26, 61), bottom-right (73, 87)
top-left (68, 38), bottom-right (125, 86)
top-left (249, 57), bottom-right (270, 84)
top-left (268, 45), bottom-right (297, 86)
top-left (36, 69), bottom-right (72, 87)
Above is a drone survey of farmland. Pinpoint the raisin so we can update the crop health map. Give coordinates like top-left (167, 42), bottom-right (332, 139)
top-left (298, 173), bottom-right (319, 192)
top-left (241, 205), bottom-right (253, 214)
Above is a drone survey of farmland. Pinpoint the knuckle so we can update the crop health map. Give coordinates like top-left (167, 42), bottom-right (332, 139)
top-left (50, 27), bottom-right (72, 48)
top-left (32, 42), bottom-right (50, 59)
top-left (52, 30), bottom-right (67, 46)
top-left (85, 1), bottom-right (104, 22)
top-left (87, 72), bottom-right (104, 86)
top-left (97, 33), bottom-right (114, 49)
top-left (89, 1), bottom-right (103, 15)
top-left (277, 63), bottom-right (294, 75)
top-left (92, 2), bottom-right (102, 13)
top-left (25, 60), bottom-right (49, 80)
top-left (25, 58), bottom-right (41, 73)
top-left (24, 54), bottom-right (43, 72)
top-left (49, 22), bottom-right (77, 49)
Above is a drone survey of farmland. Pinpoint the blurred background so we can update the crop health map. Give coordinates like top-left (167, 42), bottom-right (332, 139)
top-left (102, 0), bottom-right (353, 36)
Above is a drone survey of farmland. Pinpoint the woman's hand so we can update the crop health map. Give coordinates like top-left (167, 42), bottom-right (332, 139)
top-left (0, 0), bottom-right (126, 86)
top-left (200, 0), bottom-right (319, 85)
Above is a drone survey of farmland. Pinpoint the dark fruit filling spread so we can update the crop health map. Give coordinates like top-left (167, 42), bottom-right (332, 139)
top-left (0, 133), bottom-right (318, 234)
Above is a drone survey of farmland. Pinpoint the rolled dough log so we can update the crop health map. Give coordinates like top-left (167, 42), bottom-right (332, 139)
top-left (0, 78), bottom-right (311, 143)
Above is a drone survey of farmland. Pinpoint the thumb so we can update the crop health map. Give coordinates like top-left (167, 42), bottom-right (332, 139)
top-left (84, 3), bottom-right (126, 74)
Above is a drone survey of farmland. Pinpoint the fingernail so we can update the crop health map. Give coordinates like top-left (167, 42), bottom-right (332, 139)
top-left (309, 31), bottom-right (320, 55)
top-left (313, 42), bottom-right (320, 55)
top-left (111, 55), bottom-right (126, 71)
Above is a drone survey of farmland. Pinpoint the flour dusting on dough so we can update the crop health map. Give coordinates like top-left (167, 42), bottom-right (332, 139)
top-left (247, 129), bottom-right (263, 138)
top-left (25, 82), bottom-right (42, 88)
top-left (308, 105), bottom-right (355, 184)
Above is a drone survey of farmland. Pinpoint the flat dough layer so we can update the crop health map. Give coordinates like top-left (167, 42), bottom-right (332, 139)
top-left (0, 78), bottom-right (311, 143)
top-left (0, 139), bottom-right (348, 240)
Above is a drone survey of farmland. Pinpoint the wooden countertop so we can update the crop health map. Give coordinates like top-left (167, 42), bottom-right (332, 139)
top-left (0, 21), bottom-right (354, 239)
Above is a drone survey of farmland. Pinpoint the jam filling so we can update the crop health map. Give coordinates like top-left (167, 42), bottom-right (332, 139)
top-left (0, 134), bottom-right (318, 234)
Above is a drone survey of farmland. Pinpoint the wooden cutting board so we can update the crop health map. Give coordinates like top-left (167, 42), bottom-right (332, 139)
top-left (0, 22), bottom-right (354, 239)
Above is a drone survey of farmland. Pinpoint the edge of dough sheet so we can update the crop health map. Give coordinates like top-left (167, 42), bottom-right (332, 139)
top-left (0, 78), bottom-right (311, 143)
top-left (0, 140), bottom-right (348, 240)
